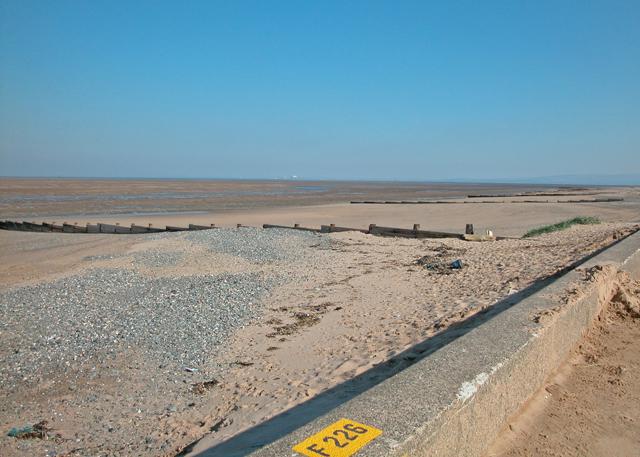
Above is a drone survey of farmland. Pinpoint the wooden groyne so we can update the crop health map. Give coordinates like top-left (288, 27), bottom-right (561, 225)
top-left (264, 222), bottom-right (506, 240)
top-left (466, 192), bottom-right (605, 198)
top-left (367, 224), bottom-right (461, 239)
top-left (63, 223), bottom-right (87, 233)
top-left (1, 219), bottom-right (504, 241)
top-left (563, 197), bottom-right (624, 203)
top-left (350, 197), bottom-right (623, 205)
top-left (0, 221), bottom-right (217, 235)
top-left (188, 223), bottom-right (217, 230)
top-left (263, 223), bottom-right (321, 233)
top-left (264, 223), bottom-right (462, 239)
top-left (266, 222), bottom-right (464, 238)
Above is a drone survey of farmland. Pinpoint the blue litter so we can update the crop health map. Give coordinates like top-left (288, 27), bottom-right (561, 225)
top-left (7, 425), bottom-right (34, 438)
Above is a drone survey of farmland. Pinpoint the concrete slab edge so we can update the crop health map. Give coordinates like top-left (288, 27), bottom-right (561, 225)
top-left (220, 231), bottom-right (640, 457)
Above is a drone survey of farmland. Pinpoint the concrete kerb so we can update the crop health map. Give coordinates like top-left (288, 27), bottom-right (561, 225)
top-left (197, 231), bottom-right (640, 457)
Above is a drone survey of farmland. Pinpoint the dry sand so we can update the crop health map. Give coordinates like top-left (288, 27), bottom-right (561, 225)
top-left (0, 223), bottom-right (636, 457)
top-left (485, 270), bottom-right (640, 457)
top-left (52, 197), bottom-right (640, 238)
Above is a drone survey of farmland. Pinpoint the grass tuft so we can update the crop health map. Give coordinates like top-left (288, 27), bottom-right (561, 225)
top-left (523, 216), bottom-right (600, 238)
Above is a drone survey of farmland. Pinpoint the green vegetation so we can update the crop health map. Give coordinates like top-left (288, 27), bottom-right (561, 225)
top-left (523, 216), bottom-right (600, 238)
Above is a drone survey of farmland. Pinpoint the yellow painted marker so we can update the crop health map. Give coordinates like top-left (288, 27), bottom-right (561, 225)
top-left (293, 418), bottom-right (382, 457)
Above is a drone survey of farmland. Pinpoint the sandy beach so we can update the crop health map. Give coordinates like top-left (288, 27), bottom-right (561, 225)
top-left (1, 180), bottom-right (639, 456)
top-left (0, 225), bottom-right (637, 455)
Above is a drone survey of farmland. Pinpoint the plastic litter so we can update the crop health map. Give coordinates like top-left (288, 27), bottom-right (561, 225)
top-left (7, 421), bottom-right (51, 440)
top-left (7, 425), bottom-right (34, 438)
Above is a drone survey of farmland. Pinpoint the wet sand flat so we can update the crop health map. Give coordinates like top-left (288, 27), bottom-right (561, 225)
top-left (0, 177), bottom-right (610, 219)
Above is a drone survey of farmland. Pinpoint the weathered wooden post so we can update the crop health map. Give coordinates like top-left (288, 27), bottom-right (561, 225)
top-left (465, 224), bottom-right (474, 235)
top-left (368, 223), bottom-right (376, 233)
top-left (294, 223), bottom-right (300, 228)
top-left (329, 223), bottom-right (336, 233)
top-left (413, 224), bottom-right (421, 231)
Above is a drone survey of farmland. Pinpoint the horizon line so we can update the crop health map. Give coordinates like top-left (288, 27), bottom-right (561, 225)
top-left (0, 175), bottom-right (638, 186)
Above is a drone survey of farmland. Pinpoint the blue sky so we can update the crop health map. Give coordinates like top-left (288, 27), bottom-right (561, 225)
top-left (0, 1), bottom-right (638, 182)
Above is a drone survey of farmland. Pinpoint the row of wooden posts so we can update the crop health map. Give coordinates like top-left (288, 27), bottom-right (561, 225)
top-left (0, 220), bottom-right (491, 240)
top-left (350, 197), bottom-right (623, 205)
top-left (262, 223), bottom-right (490, 240)
top-left (466, 192), bottom-right (602, 198)
top-left (0, 220), bottom-right (239, 234)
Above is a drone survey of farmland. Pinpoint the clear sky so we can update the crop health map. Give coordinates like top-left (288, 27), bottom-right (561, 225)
top-left (0, 1), bottom-right (639, 182)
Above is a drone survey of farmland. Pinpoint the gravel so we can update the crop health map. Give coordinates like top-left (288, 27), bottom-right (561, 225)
top-left (0, 269), bottom-right (271, 389)
top-left (133, 250), bottom-right (184, 267)
top-left (0, 228), bottom-right (331, 392)
top-left (181, 227), bottom-right (329, 263)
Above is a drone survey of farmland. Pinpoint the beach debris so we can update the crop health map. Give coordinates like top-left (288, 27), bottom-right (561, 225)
top-left (232, 361), bottom-right (254, 367)
top-left (462, 228), bottom-right (496, 241)
top-left (415, 244), bottom-right (468, 273)
top-left (307, 302), bottom-right (334, 313)
top-left (421, 261), bottom-right (451, 273)
top-left (184, 367), bottom-right (199, 373)
top-left (7, 420), bottom-right (54, 440)
top-left (415, 246), bottom-right (465, 274)
top-left (191, 379), bottom-right (219, 395)
top-left (266, 310), bottom-right (322, 337)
